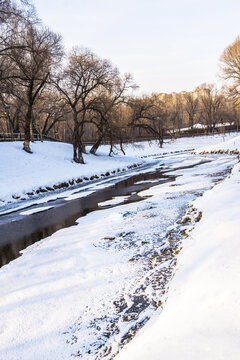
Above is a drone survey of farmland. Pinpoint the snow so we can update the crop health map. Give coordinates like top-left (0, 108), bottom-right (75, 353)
top-left (0, 133), bottom-right (240, 359)
top-left (98, 196), bottom-right (129, 207)
top-left (194, 123), bottom-right (205, 129)
top-left (64, 190), bottom-right (94, 201)
top-left (116, 135), bottom-right (240, 360)
top-left (19, 206), bottom-right (54, 215)
top-left (134, 179), bottom-right (159, 184)
top-left (196, 133), bottom-right (240, 154)
top-left (0, 141), bottom-right (141, 207)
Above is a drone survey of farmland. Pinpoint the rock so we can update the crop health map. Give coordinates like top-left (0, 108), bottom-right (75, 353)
top-left (46, 186), bottom-right (54, 191)
top-left (195, 211), bottom-right (202, 222)
top-left (179, 216), bottom-right (191, 224)
top-left (180, 229), bottom-right (188, 237)
top-left (75, 178), bottom-right (83, 183)
top-left (12, 194), bottom-right (20, 199)
top-left (58, 182), bottom-right (69, 188)
top-left (39, 188), bottom-right (48, 193)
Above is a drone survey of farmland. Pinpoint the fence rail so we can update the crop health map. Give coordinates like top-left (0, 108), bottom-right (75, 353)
top-left (0, 133), bottom-right (41, 141)
top-left (0, 126), bottom-right (239, 143)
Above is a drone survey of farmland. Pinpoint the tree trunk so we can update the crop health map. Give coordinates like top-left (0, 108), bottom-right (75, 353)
top-left (14, 120), bottom-right (20, 134)
top-left (82, 143), bottom-right (86, 153)
top-left (23, 106), bottom-right (32, 153)
top-left (73, 121), bottom-right (84, 163)
top-left (109, 137), bottom-right (113, 156)
top-left (158, 122), bottom-right (164, 147)
top-left (158, 136), bottom-right (163, 148)
top-left (119, 136), bottom-right (125, 155)
top-left (73, 143), bottom-right (84, 163)
top-left (90, 134), bottom-right (103, 155)
top-left (189, 116), bottom-right (194, 135)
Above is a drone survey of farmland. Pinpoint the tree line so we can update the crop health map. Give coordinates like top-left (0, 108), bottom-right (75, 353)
top-left (0, 0), bottom-right (240, 163)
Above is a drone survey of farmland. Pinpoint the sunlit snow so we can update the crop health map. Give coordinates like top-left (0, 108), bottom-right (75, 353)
top-left (0, 133), bottom-right (240, 360)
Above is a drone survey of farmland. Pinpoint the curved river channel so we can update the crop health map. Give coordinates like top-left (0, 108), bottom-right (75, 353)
top-left (0, 151), bottom-right (237, 359)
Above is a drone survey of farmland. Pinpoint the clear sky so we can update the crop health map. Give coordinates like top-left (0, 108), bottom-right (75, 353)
top-left (32, 0), bottom-right (240, 95)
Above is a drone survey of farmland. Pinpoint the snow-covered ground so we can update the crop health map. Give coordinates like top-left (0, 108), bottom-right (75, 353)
top-left (0, 133), bottom-right (239, 360)
top-left (116, 136), bottom-right (240, 360)
top-left (0, 141), bottom-right (140, 207)
top-left (0, 132), bottom-right (237, 209)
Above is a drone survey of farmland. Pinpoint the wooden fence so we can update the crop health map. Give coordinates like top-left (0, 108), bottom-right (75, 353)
top-left (0, 125), bottom-right (239, 144)
top-left (0, 133), bottom-right (41, 141)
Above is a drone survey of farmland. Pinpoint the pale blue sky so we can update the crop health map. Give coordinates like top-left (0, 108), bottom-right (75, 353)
top-left (33, 0), bottom-right (240, 94)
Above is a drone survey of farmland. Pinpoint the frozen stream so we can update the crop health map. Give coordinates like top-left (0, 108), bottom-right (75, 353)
top-left (0, 152), bottom-right (236, 360)
top-left (0, 162), bottom-right (174, 267)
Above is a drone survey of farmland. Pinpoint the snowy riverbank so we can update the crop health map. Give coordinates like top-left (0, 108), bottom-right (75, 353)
top-left (116, 136), bottom-right (240, 360)
top-left (0, 132), bottom-right (238, 207)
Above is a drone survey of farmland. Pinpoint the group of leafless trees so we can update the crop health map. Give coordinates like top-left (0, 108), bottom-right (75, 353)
top-left (0, 1), bottom-right (240, 163)
top-left (0, 1), bottom-right (137, 162)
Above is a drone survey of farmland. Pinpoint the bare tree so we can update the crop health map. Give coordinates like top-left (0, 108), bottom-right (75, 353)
top-left (0, 0), bottom-right (35, 24)
top-left (169, 96), bottom-right (184, 135)
top-left (220, 35), bottom-right (240, 128)
top-left (1, 20), bottom-right (62, 152)
top-left (199, 84), bottom-right (224, 133)
top-left (52, 47), bottom-right (119, 163)
top-left (231, 103), bottom-right (240, 131)
top-left (88, 73), bottom-right (136, 155)
top-left (0, 92), bottom-right (24, 133)
top-left (184, 92), bottom-right (199, 134)
top-left (220, 36), bottom-right (240, 89)
top-left (129, 94), bottom-right (167, 147)
top-left (33, 89), bottom-right (69, 141)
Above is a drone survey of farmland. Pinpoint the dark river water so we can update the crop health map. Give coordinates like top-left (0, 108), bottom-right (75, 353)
top-left (0, 164), bottom-right (176, 267)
